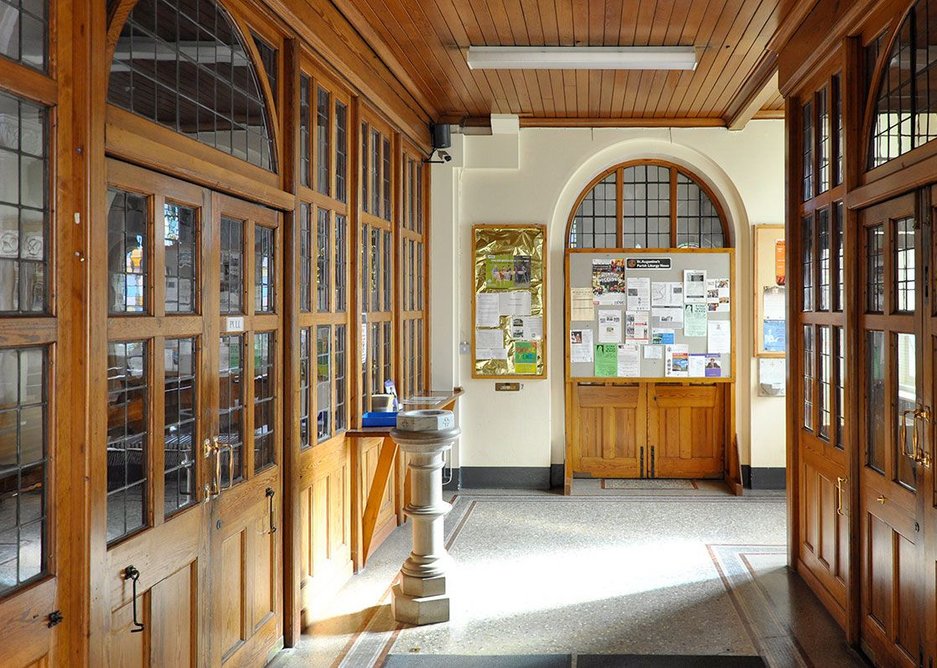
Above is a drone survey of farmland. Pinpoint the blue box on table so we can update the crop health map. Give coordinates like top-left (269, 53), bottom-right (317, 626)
top-left (361, 411), bottom-right (398, 427)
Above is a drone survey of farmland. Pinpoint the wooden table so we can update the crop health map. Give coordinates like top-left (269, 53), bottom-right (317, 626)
top-left (346, 388), bottom-right (463, 570)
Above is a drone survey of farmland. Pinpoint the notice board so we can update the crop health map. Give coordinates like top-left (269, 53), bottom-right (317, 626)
top-left (565, 249), bottom-right (735, 381)
top-left (472, 224), bottom-right (547, 379)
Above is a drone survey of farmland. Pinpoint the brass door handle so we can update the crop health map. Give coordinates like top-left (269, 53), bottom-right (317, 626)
top-left (900, 409), bottom-right (917, 460)
top-left (216, 436), bottom-right (234, 491)
top-left (914, 407), bottom-right (932, 469)
top-left (203, 438), bottom-right (220, 499)
top-left (835, 476), bottom-right (847, 517)
top-left (877, 495), bottom-right (886, 504)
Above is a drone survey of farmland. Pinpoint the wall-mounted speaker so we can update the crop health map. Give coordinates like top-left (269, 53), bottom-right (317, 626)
top-left (431, 123), bottom-right (451, 150)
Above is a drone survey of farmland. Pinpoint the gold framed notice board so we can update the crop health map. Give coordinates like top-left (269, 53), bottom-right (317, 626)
top-left (472, 224), bottom-right (547, 379)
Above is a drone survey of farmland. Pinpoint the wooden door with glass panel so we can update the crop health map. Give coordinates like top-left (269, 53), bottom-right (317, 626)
top-left (100, 165), bottom-right (282, 667)
top-left (209, 194), bottom-right (282, 667)
top-left (858, 194), bottom-right (924, 668)
top-left (103, 161), bottom-right (213, 666)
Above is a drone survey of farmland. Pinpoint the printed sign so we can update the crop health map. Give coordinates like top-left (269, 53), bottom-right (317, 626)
top-left (626, 257), bottom-right (672, 270)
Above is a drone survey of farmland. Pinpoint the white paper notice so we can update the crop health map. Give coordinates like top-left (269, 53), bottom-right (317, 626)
top-left (617, 344), bottom-right (641, 377)
top-left (688, 354), bottom-right (707, 378)
top-left (684, 269), bottom-right (707, 304)
top-left (665, 344), bottom-right (689, 377)
top-left (627, 277), bottom-right (651, 311)
top-left (708, 320), bottom-right (731, 354)
top-left (625, 311), bottom-right (650, 343)
top-left (570, 329), bottom-right (594, 363)
top-left (652, 281), bottom-right (684, 307)
top-left (476, 293), bottom-right (501, 327)
top-left (571, 287), bottom-right (595, 321)
top-left (706, 278), bottom-right (731, 312)
top-left (759, 357), bottom-right (785, 385)
top-left (475, 347), bottom-right (507, 361)
top-left (644, 345), bottom-right (663, 359)
top-left (598, 310), bottom-right (622, 343)
top-left (499, 290), bottom-right (531, 317)
top-left (477, 328), bottom-right (504, 349)
top-left (652, 306), bottom-right (684, 326)
top-left (763, 286), bottom-right (786, 321)
top-left (521, 316), bottom-right (542, 340)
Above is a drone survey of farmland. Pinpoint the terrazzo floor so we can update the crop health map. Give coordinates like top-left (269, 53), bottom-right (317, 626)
top-left (270, 487), bottom-right (868, 668)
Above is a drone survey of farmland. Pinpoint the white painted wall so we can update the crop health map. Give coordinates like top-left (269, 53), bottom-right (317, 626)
top-left (430, 120), bottom-right (787, 475)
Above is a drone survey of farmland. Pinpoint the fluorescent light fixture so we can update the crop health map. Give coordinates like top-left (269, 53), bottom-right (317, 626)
top-left (466, 46), bottom-right (697, 71)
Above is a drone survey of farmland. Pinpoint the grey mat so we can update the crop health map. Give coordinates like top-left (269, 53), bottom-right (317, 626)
top-left (383, 656), bottom-right (765, 667)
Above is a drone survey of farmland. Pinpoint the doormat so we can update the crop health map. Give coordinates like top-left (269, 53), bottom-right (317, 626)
top-left (602, 479), bottom-right (699, 490)
top-left (382, 655), bottom-right (765, 667)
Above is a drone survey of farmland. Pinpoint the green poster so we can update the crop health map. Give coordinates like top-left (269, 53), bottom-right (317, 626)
top-left (513, 340), bottom-right (538, 374)
top-left (486, 254), bottom-right (517, 289)
top-left (684, 303), bottom-right (708, 337)
top-left (594, 344), bottom-right (617, 377)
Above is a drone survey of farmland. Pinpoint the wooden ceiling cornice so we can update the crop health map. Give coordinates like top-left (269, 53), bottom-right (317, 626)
top-left (327, 0), bottom-right (803, 127)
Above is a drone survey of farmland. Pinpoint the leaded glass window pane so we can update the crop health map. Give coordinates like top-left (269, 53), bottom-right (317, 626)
top-left (220, 217), bottom-right (243, 314)
top-left (253, 332), bottom-right (275, 472)
top-left (0, 346), bottom-right (47, 594)
top-left (299, 327), bottom-right (310, 450)
top-left (0, 91), bottom-right (47, 314)
top-left (0, 0), bottom-right (47, 71)
top-left (676, 174), bottom-right (723, 249)
top-left (163, 337), bottom-right (196, 516)
top-left (624, 165), bottom-right (670, 248)
top-left (219, 335), bottom-right (243, 485)
top-left (163, 202), bottom-right (196, 313)
top-left (106, 341), bottom-right (147, 543)
top-left (316, 325), bottom-right (330, 442)
top-left (568, 173), bottom-right (616, 248)
top-left (316, 209), bottom-right (330, 313)
top-left (316, 87), bottom-right (330, 196)
top-left (254, 225), bottom-right (275, 313)
top-left (107, 188), bottom-right (147, 315)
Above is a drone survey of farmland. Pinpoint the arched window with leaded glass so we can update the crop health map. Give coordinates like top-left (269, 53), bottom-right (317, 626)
top-left (866, 0), bottom-right (937, 169)
top-left (566, 161), bottom-right (732, 250)
top-left (107, 0), bottom-right (278, 171)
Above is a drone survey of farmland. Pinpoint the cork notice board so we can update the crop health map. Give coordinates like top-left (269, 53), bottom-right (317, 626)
top-left (753, 225), bottom-right (786, 358)
top-left (565, 249), bottom-right (735, 382)
top-left (471, 224), bottom-right (547, 379)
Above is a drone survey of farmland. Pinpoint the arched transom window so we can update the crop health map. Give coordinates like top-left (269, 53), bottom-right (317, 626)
top-left (567, 161), bottom-right (730, 250)
top-left (108, 0), bottom-right (277, 171)
top-left (867, 0), bottom-right (937, 168)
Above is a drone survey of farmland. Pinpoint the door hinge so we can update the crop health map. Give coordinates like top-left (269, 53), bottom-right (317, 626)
top-left (47, 610), bottom-right (63, 628)
top-left (650, 446), bottom-right (656, 478)
top-left (639, 446), bottom-right (645, 478)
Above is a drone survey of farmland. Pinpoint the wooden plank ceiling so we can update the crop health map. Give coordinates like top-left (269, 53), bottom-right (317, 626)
top-left (329, 0), bottom-right (796, 125)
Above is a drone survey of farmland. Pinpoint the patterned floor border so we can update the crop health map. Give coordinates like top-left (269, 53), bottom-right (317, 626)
top-left (334, 493), bottom-right (812, 668)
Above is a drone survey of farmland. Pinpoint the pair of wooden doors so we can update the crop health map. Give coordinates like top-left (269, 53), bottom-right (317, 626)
top-left (569, 381), bottom-right (726, 479)
top-left (856, 191), bottom-right (937, 667)
top-left (101, 161), bottom-right (282, 666)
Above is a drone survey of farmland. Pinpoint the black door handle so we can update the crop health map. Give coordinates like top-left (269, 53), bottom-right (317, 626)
top-left (123, 565), bottom-right (145, 633)
top-left (266, 487), bottom-right (277, 534)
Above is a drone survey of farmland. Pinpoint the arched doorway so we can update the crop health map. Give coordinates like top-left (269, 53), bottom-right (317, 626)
top-left (563, 159), bottom-right (738, 488)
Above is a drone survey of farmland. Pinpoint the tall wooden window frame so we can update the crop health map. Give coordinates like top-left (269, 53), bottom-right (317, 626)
top-left (397, 140), bottom-right (429, 401)
top-left (564, 159), bottom-right (733, 250)
top-left (0, 0), bottom-right (56, 604)
top-left (297, 61), bottom-right (350, 448)
top-left (358, 108), bottom-right (395, 418)
top-left (794, 69), bottom-right (848, 451)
